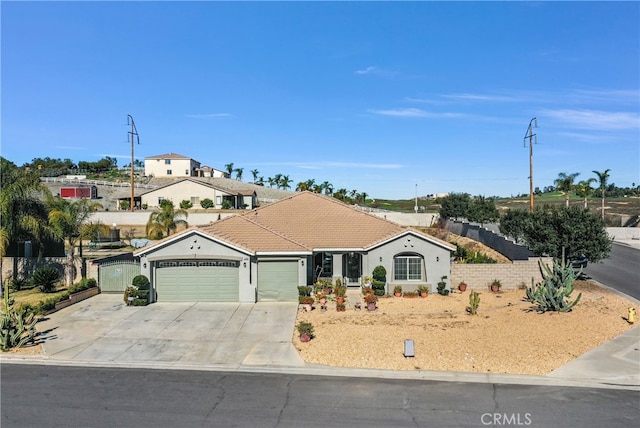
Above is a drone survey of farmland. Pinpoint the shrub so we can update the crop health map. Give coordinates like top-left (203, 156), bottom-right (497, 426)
top-left (468, 290), bottom-right (480, 315)
top-left (334, 285), bottom-right (346, 297)
top-left (437, 275), bottom-right (449, 296)
top-left (394, 285), bottom-right (403, 294)
top-left (0, 298), bottom-right (37, 351)
top-left (69, 278), bottom-right (98, 294)
top-left (221, 200), bottom-right (232, 209)
top-left (132, 298), bottom-right (148, 306)
top-left (179, 200), bottom-right (193, 209)
top-left (31, 267), bottom-right (62, 293)
top-left (297, 321), bottom-right (314, 337)
top-left (142, 203), bottom-right (148, 210)
top-left (132, 275), bottom-right (150, 290)
top-left (298, 286), bottom-right (313, 296)
top-left (120, 200), bottom-right (130, 211)
top-left (363, 293), bottom-right (378, 304)
top-left (7, 277), bottom-right (28, 291)
top-left (123, 286), bottom-right (137, 305)
top-left (135, 290), bottom-right (150, 300)
top-left (372, 265), bottom-right (386, 282)
top-left (200, 198), bottom-right (214, 209)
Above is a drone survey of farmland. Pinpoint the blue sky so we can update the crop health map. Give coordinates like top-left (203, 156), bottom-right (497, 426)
top-left (2, 1), bottom-right (638, 199)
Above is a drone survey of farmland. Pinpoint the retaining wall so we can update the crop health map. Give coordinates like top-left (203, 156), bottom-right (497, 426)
top-left (451, 257), bottom-right (552, 291)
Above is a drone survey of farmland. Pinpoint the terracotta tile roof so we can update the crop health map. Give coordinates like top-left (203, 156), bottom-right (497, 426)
top-left (199, 215), bottom-right (310, 254)
top-left (136, 191), bottom-right (454, 256)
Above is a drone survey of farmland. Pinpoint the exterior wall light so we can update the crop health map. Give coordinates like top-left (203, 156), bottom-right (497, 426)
top-left (436, 257), bottom-right (439, 262)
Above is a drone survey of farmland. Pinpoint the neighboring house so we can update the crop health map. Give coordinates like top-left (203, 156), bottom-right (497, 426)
top-left (134, 192), bottom-right (455, 303)
top-left (144, 153), bottom-right (201, 178)
top-left (195, 165), bottom-right (228, 178)
top-left (139, 178), bottom-right (257, 209)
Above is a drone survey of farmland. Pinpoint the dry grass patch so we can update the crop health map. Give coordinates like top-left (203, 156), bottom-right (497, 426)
top-left (294, 281), bottom-right (637, 375)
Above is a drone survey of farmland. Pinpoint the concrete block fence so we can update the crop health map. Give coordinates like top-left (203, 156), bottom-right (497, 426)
top-left (450, 257), bottom-right (553, 291)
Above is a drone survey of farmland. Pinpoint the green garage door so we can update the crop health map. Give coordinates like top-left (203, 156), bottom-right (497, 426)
top-left (155, 260), bottom-right (239, 302)
top-left (257, 261), bottom-right (299, 302)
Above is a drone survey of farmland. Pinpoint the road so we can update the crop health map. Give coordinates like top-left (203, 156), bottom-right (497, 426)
top-left (584, 242), bottom-right (640, 300)
top-left (2, 364), bottom-right (638, 428)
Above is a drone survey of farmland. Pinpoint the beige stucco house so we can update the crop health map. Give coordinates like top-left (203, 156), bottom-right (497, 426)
top-left (139, 178), bottom-right (257, 209)
top-left (144, 153), bottom-right (201, 178)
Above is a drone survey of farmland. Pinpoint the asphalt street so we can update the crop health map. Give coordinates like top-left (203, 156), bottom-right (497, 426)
top-left (1, 364), bottom-right (638, 428)
top-left (585, 242), bottom-right (640, 300)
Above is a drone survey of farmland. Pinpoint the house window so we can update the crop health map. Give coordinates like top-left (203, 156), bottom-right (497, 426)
top-left (165, 159), bottom-right (171, 165)
top-left (185, 169), bottom-right (189, 175)
top-left (394, 255), bottom-right (423, 281)
top-left (190, 196), bottom-right (200, 205)
top-left (166, 169), bottom-right (172, 175)
top-left (216, 196), bottom-right (222, 205)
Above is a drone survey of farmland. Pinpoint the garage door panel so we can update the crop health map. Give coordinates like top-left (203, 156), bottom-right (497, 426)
top-left (258, 261), bottom-right (299, 302)
top-left (155, 261), bottom-right (239, 302)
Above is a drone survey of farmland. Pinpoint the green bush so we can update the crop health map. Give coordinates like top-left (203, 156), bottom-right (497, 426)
top-left (132, 275), bottom-right (150, 290)
top-left (135, 290), bottom-right (150, 300)
top-left (132, 298), bottom-right (148, 306)
top-left (298, 286), bottom-right (313, 296)
top-left (372, 265), bottom-right (386, 283)
top-left (200, 198), bottom-right (214, 209)
top-left (68, 278), bottom-right (98, 294)
top-left (180, 200), bottom-right (193, 209)
top-left (31, 267), bottom-right (62, 293)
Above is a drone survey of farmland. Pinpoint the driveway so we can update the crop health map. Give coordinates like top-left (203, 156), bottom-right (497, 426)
top-left (36, 294), bottom-right (304, 368)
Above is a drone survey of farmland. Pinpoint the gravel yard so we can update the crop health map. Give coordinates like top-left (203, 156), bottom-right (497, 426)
top-left (293, 281), bottom-right (638, 375)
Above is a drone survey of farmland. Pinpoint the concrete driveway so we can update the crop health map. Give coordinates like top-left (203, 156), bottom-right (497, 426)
top-left (36, 294), bottom-right (304, 368)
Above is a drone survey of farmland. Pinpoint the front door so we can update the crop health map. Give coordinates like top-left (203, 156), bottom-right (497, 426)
top-left (343, 253), bottom-right (362, 285)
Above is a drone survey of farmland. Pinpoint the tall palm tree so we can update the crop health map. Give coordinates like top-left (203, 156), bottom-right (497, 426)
top-left (554, 172), bottom-right (580, 207)
top-left (321, 181), bottom-right (333, 195)
top-left (146, 200), bottom-right (189, 240)
top-left (592, 169), bottom-right (611, 220)
top-left (280, 175), bottom-right (292, 190)
top-left (224, 163), bottom-right (234, 178)
top-left (234, 167), bottom-right (243, 181)
top-left (48, 197), bottom-right (103, 286)
top-left (0, 157), bottom-right (53, 259)
top-left (250, 169), bottom-right (259, 183)
top-left (574, 178), bottom-right (596, 208)
top-left (296, 181), bottom-right (309, 192)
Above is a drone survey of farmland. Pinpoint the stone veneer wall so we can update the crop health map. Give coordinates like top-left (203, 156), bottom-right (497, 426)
top-left (450, 257), bottom-right (553, 291)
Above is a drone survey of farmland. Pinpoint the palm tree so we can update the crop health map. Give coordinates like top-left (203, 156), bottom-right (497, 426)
top-left (592, 169), bottom-right (611, 220)
top-left (554, 172), bottom-right (580, 207)
top-left (321, 181), bottom-right (333, 195)
top-left (273, 173), bottom-right (283, 189)
top-left (48, 197), bottom-right (103, 286)
top-left (251, 169), bottom-right (259, 183)
top-left (296, 181), bottom-right (308, 192)
top-left (224, 163), bottom-right (234, 178)
top-left (574, 179), bottom-right (596, 208)
top-left (0, 157), bottom-right (53, 260)
top-left (146, 200), bottom-right (188, 240)
top-left (267, 177), bottom-right (275, 188)
top-left (280, 175), bottom-right (292, 190)
top-left (234, 167), bottom-right (243, 181)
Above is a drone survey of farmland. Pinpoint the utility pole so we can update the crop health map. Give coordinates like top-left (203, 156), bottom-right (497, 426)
top-left (414, 183), bottom-right (418, 213)
top-left (127, 115), bottom-right (140, 212)
top-left (524, 118), bottom-right (537, 212)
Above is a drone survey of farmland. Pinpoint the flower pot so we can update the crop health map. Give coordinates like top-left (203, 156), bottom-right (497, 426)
top-left (319, 298), bottom-right (327, 305)
top-left (491, 285), bottom-right (499, 292)
top-left (394, 292), bottom-right (402, 297)
top-left (336, 306), bottom-right (346, 312)
top-left (458, 284), bottom-right (467, 292)
top-left (303, 304), bottom-right (312, 312)
top-left (420, 291), bottom-right (428, 298)
top-left (336, 296), bottom-right (345, 304)
top-left (300, 333), bottom-right (311, 342)
top-left (367, 302), bottom-right (376, 311)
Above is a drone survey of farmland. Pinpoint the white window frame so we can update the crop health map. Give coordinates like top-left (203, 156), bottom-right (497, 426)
top-left (394, 255), bottom-right (423, 281)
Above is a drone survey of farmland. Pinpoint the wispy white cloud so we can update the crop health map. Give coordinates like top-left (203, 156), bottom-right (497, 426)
top-left (441, 93), bottom-right (518, 103)
top-left (568, 89), bottom-right (640, 105)
top-left (250, 161), bottom-right (403, 170)
top-left (353, 66), bottom-right (399, 78)
top-left (540, 109), bottom-right (639, 130)
top-left (184, 113), bottom-right (233, 119)
top-left (369, 108), bottom-right (467, 119)
top-left (354, 66), bottom-right (377, 75)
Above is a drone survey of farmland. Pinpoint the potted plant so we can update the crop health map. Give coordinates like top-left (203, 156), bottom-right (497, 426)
top-left (417, 285), bottom-right (429, 297)
top-left (490, 279), bottom-right (502, 292)
top-left (336, 302), bottom-right (346, 312)
top-left (363, 292), bottom-right (378, 311)
top-left (393, 285), bottom-right (402, 297)
top-left (437, 275), bottom-right (450, 296)
top-left (403, 290), bottom-right (418, 298)
top-left (300, 296), bottom-right (315, 311)
top-left (458, 281), bottom-right (468, 292)
top-left (297, 321), bottom-right (314, 342)
top-left (334, 285), bottom-right (346, 304)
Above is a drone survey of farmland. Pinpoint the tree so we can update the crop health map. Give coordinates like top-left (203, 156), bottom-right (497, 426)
top-left (501, 205), bottom-right (611, 263)
top-left (592, 169), bottom-right (611, 220)
top-left (179, 200), bottom-right (193, 209)
top-left (499, 209), bottom-right (532, 244)
top-left (438, 193), bottom-right (471, 221)
top-left (145, 200), bottom-right (188, 239)
top-left (467, 196), bottom-right (499, 226)
top-left (250, 169), bottom-right (259, 183)
top-left (554, 172), bottom-right (580, 207)
top-left (280, 175), bottom-right (292, 190)
top-left (574, 178), bottom-right (596, 209)
top-left (48, 197), bottom-right (102, 286)
top-left (234, 167), bottom-right (243, 181)
top-left (321, 181), bottom-right (333, 195)
top-left (0, 157), bottom-right (54, 259)
top-left (224, 163), bottom-right (234, 177)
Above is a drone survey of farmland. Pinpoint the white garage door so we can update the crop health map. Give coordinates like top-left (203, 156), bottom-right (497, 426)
top-left (257, 261), bottom-right (299, 302)
top-left (155, 260), bottom-right (239, 302)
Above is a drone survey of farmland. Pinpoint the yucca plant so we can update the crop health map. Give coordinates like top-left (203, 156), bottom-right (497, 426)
top-left (31, 267), bottom-right (62, 293)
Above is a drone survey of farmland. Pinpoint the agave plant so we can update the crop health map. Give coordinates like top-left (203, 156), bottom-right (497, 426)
top-left (31, 266), bottom-right (62, 293)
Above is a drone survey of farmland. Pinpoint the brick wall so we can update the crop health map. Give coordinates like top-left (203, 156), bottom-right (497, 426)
top-left (450, 257), bottom-right (552, 291)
